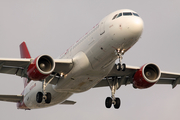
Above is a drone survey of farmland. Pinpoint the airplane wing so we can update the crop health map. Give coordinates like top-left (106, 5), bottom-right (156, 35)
top-left (0, 58), bottom-right (73, 84)
top-left (94, 64), bottom-right (180, 89)
top-left (0, 95), bottom-right (23, 102)
top-left (0, 58), bottom-right (31, 77)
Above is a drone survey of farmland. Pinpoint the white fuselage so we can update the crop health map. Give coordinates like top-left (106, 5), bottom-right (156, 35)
top-left (20, 9), bottom-right (143, 109)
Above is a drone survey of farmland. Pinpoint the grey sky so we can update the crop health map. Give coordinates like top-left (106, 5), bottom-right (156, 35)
top-left (0, 0), bottom-right (180, 120)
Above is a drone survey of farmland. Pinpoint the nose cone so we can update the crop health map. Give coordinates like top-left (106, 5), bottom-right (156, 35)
top-left (108, 14), bottom-right (144, 50)
top-left (128, 17), bottom-right (144, 37)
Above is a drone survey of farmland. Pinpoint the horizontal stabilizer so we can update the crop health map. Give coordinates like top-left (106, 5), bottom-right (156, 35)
top-left (60, 100), bottom-right (76, 105)
top-left (0, 95), bottom-right (23, 102)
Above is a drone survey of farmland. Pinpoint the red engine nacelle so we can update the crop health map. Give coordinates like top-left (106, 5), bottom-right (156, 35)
top-left (27, 55), bottom-right (55, 80)
top-left (133, 63), bottom-right (161, 89)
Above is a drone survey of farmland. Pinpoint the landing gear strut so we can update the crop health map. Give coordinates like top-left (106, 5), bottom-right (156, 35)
top-left (36, 79), bottom-right (52, 104)
top-left (105, 77), bottom-right (121, 109)
top-left (116, 49), bottom-right (126, 71)
top-left (36, 73), bottom-right (57, 104)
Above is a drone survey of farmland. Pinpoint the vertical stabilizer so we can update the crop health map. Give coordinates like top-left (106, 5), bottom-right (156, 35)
top-left (19, 42), bottom-right (31, 88)
top-left (20, 42), bottom-right (31, 58)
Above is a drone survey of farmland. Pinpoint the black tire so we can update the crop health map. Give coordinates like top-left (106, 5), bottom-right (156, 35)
top-left (105, 97), bottom-right (112, 108)
top-left (122, 63), bottom-right (126, 71)
top-left (45, 92), bottom-right (51, 104)
top-left (117, 63), bottom-right (121, 71)
top-left (114, 98), bottom-right (121, 109)
top-left (36, 92), bottom-right (43, 103)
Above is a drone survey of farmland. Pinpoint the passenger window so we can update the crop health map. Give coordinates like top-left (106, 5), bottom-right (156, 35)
top-left (112, 14), bottom-right (118, 20)
top-left (133, 13), bottom-right (139, 17)
top-left (123, 12), bottom-right (132, 16)
top-left (117, 13), bottom-right (122, 18)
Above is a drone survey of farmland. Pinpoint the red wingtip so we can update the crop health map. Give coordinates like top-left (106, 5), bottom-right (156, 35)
top-left (19, 42), bottom-right (31, 58)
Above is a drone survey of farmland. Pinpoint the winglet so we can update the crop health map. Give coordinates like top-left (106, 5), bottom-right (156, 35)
top-left (19, 42), bottom-right (31, 58)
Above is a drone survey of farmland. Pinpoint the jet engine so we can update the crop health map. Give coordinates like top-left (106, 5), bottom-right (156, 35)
top-left (27, 55), bottom-right (55, 80)
top-left (133, 63), bottom-right (161, 89)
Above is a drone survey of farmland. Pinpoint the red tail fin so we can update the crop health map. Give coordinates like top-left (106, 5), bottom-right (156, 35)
top-left (19, 42), bottom-right (31, 88)
top-left (20, 42), bottom-right (31, 58)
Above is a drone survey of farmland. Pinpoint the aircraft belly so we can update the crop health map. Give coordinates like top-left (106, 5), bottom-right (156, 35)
top-left (53, 51), bottom-right (113, 93)
top-left (53, 69), bottom-right (107, 93)
top-left (27, 92), bottom-right (73, 109)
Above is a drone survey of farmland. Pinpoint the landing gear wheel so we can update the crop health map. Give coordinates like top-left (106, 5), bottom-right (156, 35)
top-left (36, 92), bottom-right (43, 103)
top-left (45, 92), bottom-right (51, 104)
top-left (105, 77), bottom-right (122, 109)
top-left (117, 63), bottom-right (121, 71)
top-left (105, 97), bottom-right (112, 108)
top-left (114, 98), bottom-right (121, 109)
top-left (117, 63), bottom-right (126, 71)
top-left (122, 63), bottom-right (126, 71)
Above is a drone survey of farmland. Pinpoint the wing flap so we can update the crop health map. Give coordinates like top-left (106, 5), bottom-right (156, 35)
top-left (0, 95), bottom-right (23, 102)
top-left (0, 66), bottom-right (21, 74)
top-left (156, 79), bottom-right (174, 84)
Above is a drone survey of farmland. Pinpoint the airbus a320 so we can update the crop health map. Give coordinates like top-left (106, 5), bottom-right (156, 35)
top-left (0, 9), bottom-right (180, 110)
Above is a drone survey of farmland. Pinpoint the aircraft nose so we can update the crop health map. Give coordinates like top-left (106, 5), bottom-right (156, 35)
top-left (128, 17), bottom-right (144, 36)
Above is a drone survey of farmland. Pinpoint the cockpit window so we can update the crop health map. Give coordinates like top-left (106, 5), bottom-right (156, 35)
top-left (133, 13), bottom-right (139, 17)
top-left (123, 12), bottom-right (132, 16)
top-left (117, 13), bottom-right (122, 18)
top-left (112, 14), bottom-right (118, 20)
top-left (112, 12), bottom-right (139, 20)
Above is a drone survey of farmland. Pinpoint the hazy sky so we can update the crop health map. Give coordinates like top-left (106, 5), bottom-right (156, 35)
top-left (0, 0), bottom-right (180, 120)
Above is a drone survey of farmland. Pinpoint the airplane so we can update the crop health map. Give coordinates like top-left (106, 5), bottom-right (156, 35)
top-left (0, 9), bottom-right (180, 110)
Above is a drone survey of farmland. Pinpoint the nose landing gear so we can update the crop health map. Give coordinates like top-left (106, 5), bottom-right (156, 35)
top-left (116, 49), bottom-right (126, 71)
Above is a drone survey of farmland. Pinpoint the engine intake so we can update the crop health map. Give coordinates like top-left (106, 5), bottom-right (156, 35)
top-left (133, 63), bottom-right (161, 89)
top-left (27, 55), bottom-right (55, 80)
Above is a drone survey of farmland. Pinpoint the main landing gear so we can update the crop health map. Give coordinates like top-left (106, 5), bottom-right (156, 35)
top-left (36, 91), bottom-right (51, 104)
top-left (116, 49), bottom-right (126, 71)
top-left (36, 73), bottom-right (57, 104)
top-left (105, 77), bottom-right (121, 109)
top-left (36, 79), bottom-right (52, 104)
